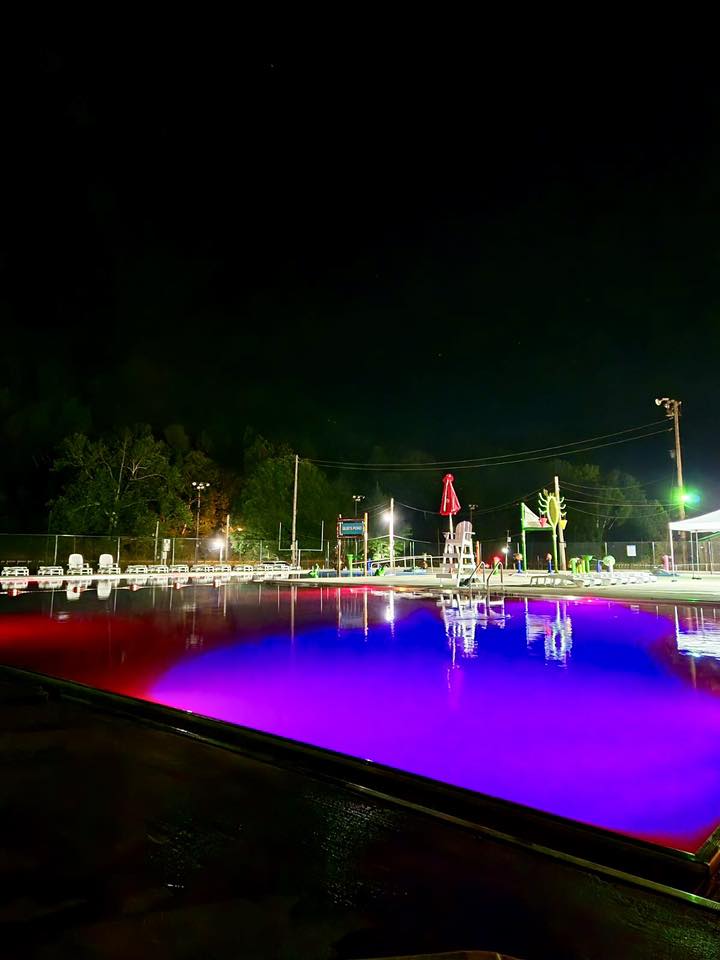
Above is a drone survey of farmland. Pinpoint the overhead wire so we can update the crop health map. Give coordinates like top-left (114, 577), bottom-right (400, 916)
top-left (560, 476), bottom-right (671, 492)
top-left (394, 486), bottom-right (545, 518)
top-left (569, 503), bottom-right (668, 519)
top-left (308, 419), bottom-right (668, 468)
top-left (564, 497), bottom-right (674, 507)
top-left (310, 426), bottom-right (672, 472)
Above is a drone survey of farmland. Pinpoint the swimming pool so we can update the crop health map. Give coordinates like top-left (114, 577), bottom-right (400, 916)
top-left (1, 584), bottom-right (719, 858)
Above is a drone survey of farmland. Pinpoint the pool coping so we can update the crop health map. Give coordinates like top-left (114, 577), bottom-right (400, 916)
top-left (1, 662), bottom-right (718, 902)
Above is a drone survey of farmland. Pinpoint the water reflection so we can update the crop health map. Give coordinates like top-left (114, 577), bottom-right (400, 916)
top-left (525, 599), bottom-right (574, 667)
top-left (439, 591), bottom-right (508, 659)
top-left (675, 605), bottom-right (720, 659)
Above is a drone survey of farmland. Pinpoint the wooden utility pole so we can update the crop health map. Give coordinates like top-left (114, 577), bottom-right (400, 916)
top-left (554, 475), bottom-right (567, 571)
top-left (389, 497), bottom-right (395, 571)
top-left (363, 511), bottom-right (369, 577)
top-left (656, 398), bottom-right (685, 518)
top-left (291, 454), bottom-right (299, 567)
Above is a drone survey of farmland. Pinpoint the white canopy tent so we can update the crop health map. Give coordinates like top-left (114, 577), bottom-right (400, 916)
top-left (668, 509), bottom-right (720, 571)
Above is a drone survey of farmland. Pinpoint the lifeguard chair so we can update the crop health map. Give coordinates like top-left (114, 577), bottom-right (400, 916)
top-left (442, 520), bottom-right (475, 578)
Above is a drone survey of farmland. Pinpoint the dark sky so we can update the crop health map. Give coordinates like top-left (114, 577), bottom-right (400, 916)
top-left (2, 46), bottom-right (719, 521)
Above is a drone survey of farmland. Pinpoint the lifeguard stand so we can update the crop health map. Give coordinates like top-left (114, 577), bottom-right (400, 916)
top-left (442, 521), bottom-right (475, 578)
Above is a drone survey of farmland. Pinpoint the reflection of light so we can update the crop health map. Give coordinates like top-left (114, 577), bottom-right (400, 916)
top-left (675, 607), bottom-right (720, 660)
top-left (526, 602), bottom-right (573, 666)
top-left (385, 592), bottom-right (395, 625)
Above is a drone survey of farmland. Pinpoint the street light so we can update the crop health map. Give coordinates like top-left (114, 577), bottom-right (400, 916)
top-left (192, 481), bottom-right (210, 560)
top-left (384, 498), bottom-right (395, 569)
top-left (468, 503), bottom-right (478, 528)
top-left (211, 537), bottom-right (224, 563)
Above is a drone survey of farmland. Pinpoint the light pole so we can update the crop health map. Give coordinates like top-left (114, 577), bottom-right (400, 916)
top-left (655, 397), bottom-right (685, 519)
top-left (192, 481), bottom-right (210, 560)
top-left (468, 503), bottom-right (478, 528)
top-left (384, 498), bottom-right (395, 570)
top-left (352, 495), bottom-right (365, 567)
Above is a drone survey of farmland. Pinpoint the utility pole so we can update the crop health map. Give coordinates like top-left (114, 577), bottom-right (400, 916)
top-left (389, 497), bottom-right (395, 571)
top-left (291, 454), bottom-right (299, 567)
top-left (554, 475), bottom-right (567, 571)
top-left (192, 480), bottom-right (210, 561)
top-left (469, 503), bottom-right (478, 529)
top-left (352, 494), bottom-right (365, 568)
top-left (363, 510), bottom-right (369, 577)
top-left (655, 397), bottom-right (685, 519)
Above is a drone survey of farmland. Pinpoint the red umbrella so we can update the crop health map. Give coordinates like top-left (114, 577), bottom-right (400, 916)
top-left (440, 473), bottom-right (461, 535)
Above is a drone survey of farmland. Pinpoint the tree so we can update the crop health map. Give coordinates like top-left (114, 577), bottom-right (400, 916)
top-left (49, 426), bottom-right (192, 536)
top-left (553, 461), bottom-right (669, 542)
top-left (236, 437), bottom-right (349, 559)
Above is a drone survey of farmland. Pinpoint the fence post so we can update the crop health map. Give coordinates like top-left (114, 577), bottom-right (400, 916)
top-left (53, 535), bottom-right (59, 565)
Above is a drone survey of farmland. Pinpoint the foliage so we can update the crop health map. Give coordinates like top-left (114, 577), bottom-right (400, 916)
top-left (49, 427), bottom-right (192, 536)
top-left (552, 461), bottom-right (669, 541)
top-left (236, 437), bottom-right (348, 554)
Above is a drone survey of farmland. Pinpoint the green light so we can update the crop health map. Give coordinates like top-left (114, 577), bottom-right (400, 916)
top-left (676, 489), bottom-right (701, 506)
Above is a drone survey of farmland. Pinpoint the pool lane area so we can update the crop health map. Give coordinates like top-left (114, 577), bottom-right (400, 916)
top-left (0, 584), bottom-right (719, 864)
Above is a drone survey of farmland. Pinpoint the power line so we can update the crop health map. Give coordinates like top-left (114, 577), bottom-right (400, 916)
top-left (560, 476), bottom-right (671, 492)
top-left (394, 487), bottom-right (545, 518)
top-left (569, 503), bottom-right (667, 519)
top-left (307, 419), bottom-right (668, 469)
top-left (310, 426), bottom-right (672, 472)
top-left (564, 497), bottom-right (673, 507)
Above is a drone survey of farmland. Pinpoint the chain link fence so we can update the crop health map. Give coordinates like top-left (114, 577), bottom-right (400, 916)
top-left (485, 535), bottom-right (719, 572)
top-left (0, 533), bottom-right (285, 569)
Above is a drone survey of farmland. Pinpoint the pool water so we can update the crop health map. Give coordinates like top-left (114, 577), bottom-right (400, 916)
top-left (1, 584), bottom-right (719, 854)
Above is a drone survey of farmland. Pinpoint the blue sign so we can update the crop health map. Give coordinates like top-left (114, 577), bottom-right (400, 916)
top-left (338, 519), bottom-right (365, 537)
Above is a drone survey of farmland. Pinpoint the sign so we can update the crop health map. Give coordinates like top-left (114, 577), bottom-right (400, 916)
top-left (162, 539), bottom-right (171, 552)
top-left (626, 544), bottom-right (637, 557)
top-left (337, 519), bottom-right (365, 538)
top-left (521, 503), bottom-right (546, 530)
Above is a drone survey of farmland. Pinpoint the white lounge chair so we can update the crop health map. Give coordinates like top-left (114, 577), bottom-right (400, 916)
top-left (67, 554), bottom-right (92, 576)
top-left (98, 553), bottom-right (120, 575)
top-left (38, 565), bottom-right (64, 577)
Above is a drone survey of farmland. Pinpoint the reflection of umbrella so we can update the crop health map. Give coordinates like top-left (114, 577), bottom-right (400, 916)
top-left (440, 473), bottom-right (461, 535)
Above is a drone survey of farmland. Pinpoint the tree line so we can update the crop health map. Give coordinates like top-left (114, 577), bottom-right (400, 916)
top-left (42, 425), bottom-right (672, 560)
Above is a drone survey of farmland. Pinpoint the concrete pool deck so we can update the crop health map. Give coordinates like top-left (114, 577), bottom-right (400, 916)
top-left (292, 570), bottom-right (720, 604)
top-left (0, 670), bottom-right (718, 959)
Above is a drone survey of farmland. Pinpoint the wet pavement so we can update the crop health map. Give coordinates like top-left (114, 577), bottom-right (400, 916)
top-left (0, 674), bottom-right (718, 959)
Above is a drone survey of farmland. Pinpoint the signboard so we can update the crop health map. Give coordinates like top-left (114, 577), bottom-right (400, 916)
top-left (337, 519), bottom-right (365, 538)
top-left (626, 544), bottom-right (637, 557)
top-left (521, 503), bottom-right (547, 529)
top-left (163, 539), bottom-right (171, 552)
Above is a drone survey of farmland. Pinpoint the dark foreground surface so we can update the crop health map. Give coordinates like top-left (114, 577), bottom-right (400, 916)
top-left (0, 676), bottom-right (718, 960)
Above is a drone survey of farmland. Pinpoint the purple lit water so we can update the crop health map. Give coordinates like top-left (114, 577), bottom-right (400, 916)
top-left (1, 584), bottom-right (720, 853)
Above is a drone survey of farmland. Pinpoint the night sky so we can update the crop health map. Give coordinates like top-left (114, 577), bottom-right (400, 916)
top-left (2, 46), bottom-right (719, 524)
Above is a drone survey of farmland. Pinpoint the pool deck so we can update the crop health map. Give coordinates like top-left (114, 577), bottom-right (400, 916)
top-left (1, 670), bottom-right (719, 959)
top-left (293, 570), bottom-right (720, 604)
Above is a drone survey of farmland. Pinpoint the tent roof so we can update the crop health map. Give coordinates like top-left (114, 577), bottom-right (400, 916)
top-left (669, 509), bottom-right (720, 532)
